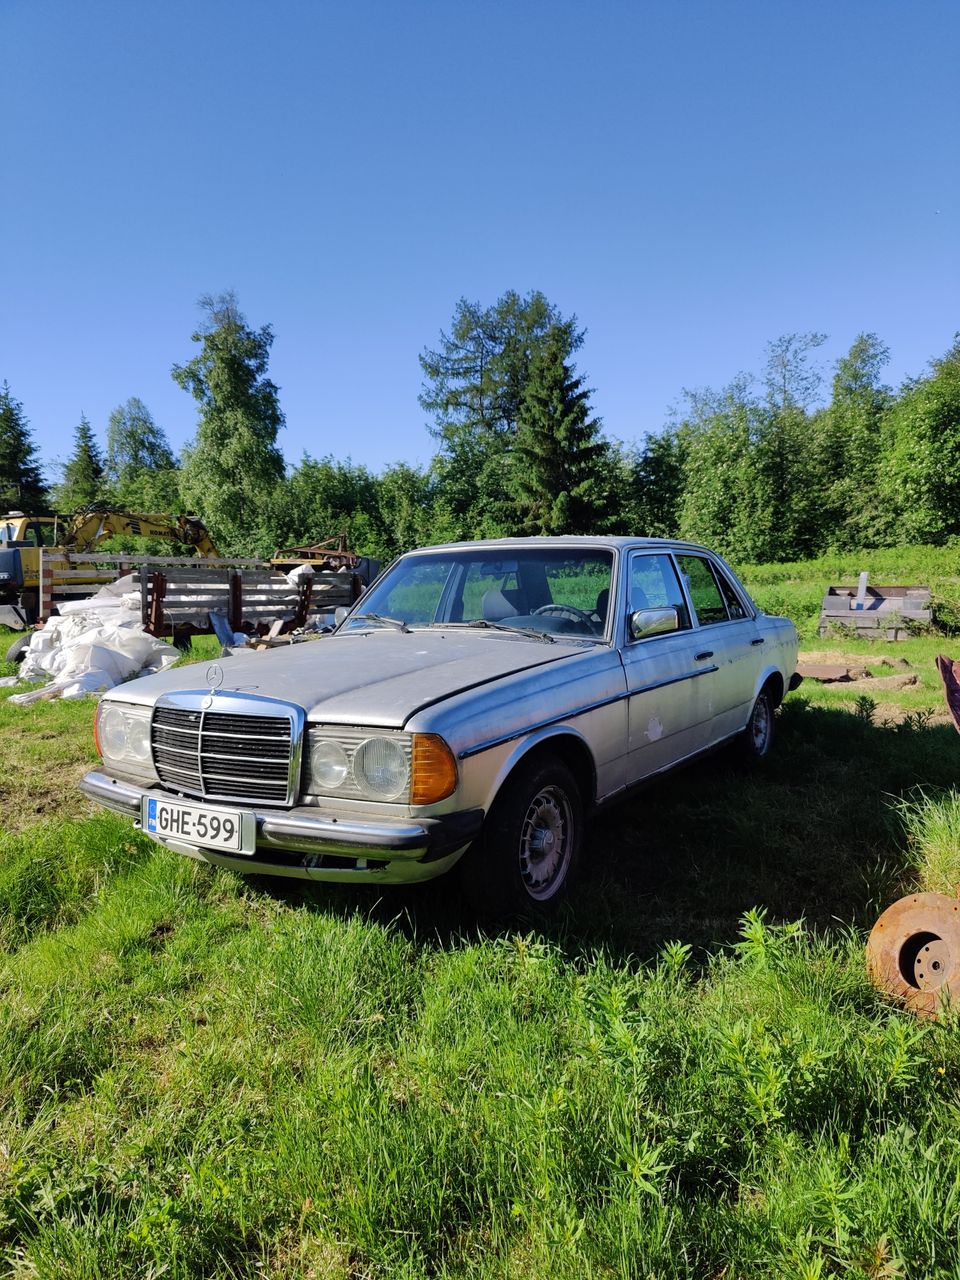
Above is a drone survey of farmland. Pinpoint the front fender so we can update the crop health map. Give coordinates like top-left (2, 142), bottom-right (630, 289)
top-left (471, 723), bottom-right (598, 816)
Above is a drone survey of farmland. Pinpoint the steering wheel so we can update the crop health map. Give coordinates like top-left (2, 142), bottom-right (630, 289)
top-left (532, 604), bottom-right (599, 628)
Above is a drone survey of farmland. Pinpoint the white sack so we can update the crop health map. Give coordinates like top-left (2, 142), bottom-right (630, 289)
top-left (7, 578), bottom-right (179, 705)
top-left (56, 574), bottom-right (140, 615)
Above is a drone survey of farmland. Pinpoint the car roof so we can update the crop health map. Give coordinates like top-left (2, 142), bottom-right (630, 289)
top-left (402, 535), bottom-right (717, 555)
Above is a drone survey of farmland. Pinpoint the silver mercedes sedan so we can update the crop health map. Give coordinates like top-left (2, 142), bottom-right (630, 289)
top-left (81, 537), bottom-right (799, 912)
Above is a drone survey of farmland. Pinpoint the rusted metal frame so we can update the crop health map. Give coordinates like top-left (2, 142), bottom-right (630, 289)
top-left (228, 570), bottom-right (243, 634)
top-left (292, 575), bottom-right (313, 629)
top-left (143, 569), bottom-right (168, 638)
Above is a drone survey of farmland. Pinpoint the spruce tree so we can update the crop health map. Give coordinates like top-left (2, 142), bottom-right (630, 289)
top-left (420, 291), bottom-right (584, 537)
top-left (54, 414), bottom-right (105, 512)
top-left (0, 382), bottom-right (47, 510)
top-left (510, 323), bottom-right (610, 535)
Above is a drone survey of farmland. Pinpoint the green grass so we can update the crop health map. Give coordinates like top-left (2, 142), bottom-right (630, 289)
top-left (0, 695), bottom-right (958, 1274)
top-left (3, 562), bottom-right (960, 1274)
top-left (896, 790), bottom-right (960, 896)
top-left (0, 848), bottom-right (958, 1278)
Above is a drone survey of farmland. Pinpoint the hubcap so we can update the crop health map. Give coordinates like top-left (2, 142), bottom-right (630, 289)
top-left (518, 785), bottom-right (573, 901)
top-left (751, 696), bottom-right (770, 752)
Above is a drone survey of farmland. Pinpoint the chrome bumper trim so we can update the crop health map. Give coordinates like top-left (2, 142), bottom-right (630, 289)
top-left (80, 771), bottom-right (143, 816)
top-left (80, 770), bottom-right (483, 864)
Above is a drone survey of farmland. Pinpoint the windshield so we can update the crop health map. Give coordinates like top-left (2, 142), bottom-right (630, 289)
top-left (341, 547), bottom-right (614, 640)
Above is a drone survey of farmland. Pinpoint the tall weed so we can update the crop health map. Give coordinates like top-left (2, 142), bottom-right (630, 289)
top-left (896, 790), bottom-right (960, 895)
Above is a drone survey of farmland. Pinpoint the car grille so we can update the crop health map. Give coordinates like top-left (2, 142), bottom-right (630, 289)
top-left (152, 704), bottom-right (296, 805)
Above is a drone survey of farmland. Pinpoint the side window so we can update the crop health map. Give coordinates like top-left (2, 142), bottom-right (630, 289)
top-left (23, 524), bottom-right (54, 547)
top-left (628, 553), bottom-right (691, 632)
top-left (675, 555), bottom-right (731, 625)
top-left (714, 565), bottom-right (748, 620)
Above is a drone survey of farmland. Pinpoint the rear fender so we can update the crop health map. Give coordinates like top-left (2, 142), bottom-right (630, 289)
top-left (753, 663), bottom-right (786, 708)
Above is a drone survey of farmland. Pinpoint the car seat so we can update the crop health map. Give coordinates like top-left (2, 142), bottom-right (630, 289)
top-left (482, 589), bottom-right (520, 621)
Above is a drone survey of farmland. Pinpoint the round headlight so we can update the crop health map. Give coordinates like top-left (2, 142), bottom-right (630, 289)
top-left (97, 703), bottom-right (151, 762)
top-left (127, 720), bottom-right (151, 762)
top-left (98, 703), bottom-right (131, 756)
top-left (354, 737), bottom-right (409, 800)
top-left (309, 739), bottom-right (349, 790)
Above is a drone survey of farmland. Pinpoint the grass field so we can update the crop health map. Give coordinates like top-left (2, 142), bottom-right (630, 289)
top-left (736, 540), bottom-right (960, 641)
top-left (3, 562), bottom-right (960, 1276)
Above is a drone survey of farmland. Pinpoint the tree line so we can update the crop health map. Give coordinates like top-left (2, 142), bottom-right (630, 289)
top-left (3, 289), bottom-right (960, 564)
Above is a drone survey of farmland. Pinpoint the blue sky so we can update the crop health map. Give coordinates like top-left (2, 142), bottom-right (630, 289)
top-left (2, 0), bottom-right (958, 486)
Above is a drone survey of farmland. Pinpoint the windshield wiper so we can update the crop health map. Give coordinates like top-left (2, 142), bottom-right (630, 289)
top-left (348, 612), bottom-right (412, 633)
top-left (461, 619), bottom-right (555, 644)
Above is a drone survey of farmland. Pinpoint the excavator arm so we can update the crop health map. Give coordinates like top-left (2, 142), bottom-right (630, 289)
top-left (63, 507), bottom-right (219, 556)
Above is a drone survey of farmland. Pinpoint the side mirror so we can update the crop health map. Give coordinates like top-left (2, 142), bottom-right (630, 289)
top-left (334, 606), bottom-right (350, 626)
top-left (630, 606), bottom-right (679, 640)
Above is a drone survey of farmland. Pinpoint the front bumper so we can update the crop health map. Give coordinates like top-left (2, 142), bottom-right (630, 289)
top-left (81, 770), bottom-right (484, 884)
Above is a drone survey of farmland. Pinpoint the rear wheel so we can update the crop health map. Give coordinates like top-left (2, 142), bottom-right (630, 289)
top-left (741, 686), bottom-right (775, 761)
top-left (459, 754), bottom-right (583, 916)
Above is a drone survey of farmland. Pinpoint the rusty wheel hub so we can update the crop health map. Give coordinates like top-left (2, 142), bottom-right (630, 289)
top-left (866, 893), bottom-right (960, 1017)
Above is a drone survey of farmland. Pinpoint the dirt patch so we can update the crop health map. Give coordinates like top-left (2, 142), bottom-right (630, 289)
top-left (853, 673), bottom-right (918, 691)
top-left (871, 705), bottom-right (954, 729)
top-left (0, 759), bottom-right (97, 833)
top-left (799, 649), bottom-right (913, 671)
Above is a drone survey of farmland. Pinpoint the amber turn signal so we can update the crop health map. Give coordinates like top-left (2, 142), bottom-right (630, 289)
top-left (410, 734), bottom-right (458, 805)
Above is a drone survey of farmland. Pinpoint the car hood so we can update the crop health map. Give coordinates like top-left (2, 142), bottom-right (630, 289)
top-left (111, 628), bottom-right (585, 727)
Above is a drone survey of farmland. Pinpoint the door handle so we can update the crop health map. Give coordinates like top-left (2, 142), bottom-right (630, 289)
top-left (751, 637), bottom-right (765, 646)
top-left (695, 650), bottom-right (713, 661)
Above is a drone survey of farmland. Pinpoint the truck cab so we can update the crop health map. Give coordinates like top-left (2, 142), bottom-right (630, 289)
top-left (0, 513), bottom-right (59, 626)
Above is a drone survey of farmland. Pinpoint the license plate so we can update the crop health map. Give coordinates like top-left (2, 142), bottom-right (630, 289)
top-left (141, 796), bottom-right (254, 855)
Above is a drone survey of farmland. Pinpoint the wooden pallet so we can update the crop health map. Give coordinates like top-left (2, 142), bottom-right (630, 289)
top-left (140, 564), bottom-right (362, 639)
top-left (35, 552), bottom-right (364, 636)
top-left (36, 551), bottom-right (266, 622)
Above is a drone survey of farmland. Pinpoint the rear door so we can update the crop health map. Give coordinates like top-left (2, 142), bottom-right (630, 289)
top-left (620, 550), bottom-right (719, 782)
top-left (672, 552), bottom-right (764, 741)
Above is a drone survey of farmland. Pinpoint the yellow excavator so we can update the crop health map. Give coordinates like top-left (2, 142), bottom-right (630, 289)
top-left (0, 505), bottom-right (219, 631)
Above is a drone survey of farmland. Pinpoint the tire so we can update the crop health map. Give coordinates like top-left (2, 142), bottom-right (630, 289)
top-left (741, 686), bottom-right (775, 761)
top-left (4, 633), bottom-right (31, 664)
top-left (459, 754), bottom-right (583, 917)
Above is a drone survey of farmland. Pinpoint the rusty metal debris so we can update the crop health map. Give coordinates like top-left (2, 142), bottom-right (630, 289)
top-left (271, 529), bottom-right (361, 572)
top-left (935, 654), bottom-right (960, 734)
top-left (866, 892), bottom-right (960, 1017)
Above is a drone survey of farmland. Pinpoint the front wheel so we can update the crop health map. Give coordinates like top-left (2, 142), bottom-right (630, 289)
top-left (459, 755), bottom-right (583, 916)
top-left (741, 686), bottom-right (775, 761)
